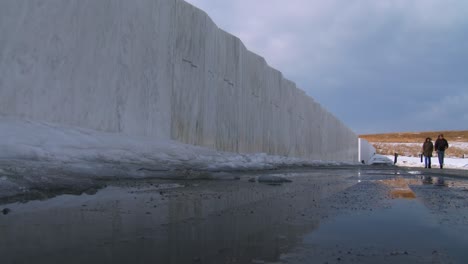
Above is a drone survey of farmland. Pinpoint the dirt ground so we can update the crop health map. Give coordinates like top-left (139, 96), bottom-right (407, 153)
top-left (1, 165), bottom-right (468, 264)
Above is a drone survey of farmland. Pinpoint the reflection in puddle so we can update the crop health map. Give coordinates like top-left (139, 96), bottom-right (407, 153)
top-left (379, 174), bottom-right (463, 199)
top-left (305, 199), bottom-right (436, 246)
top-left (289, 199), bottom-right (468, 264)
top-left (435, 177), bottom-right (447, 186)
top-left (379, 177), bottom-right (418, 199)
top-left (1, 167), bottom-right (467, 264)
top-left (390, 189), bottom-right (416, 199)
top-left (421, 176), bottom-right (449, 187)
top-left (422, 176), bottom-right (433, 184)
top-left (0, 173), bottom-right (353, 264)
top-left (408, 170), bottom-right (423, 175)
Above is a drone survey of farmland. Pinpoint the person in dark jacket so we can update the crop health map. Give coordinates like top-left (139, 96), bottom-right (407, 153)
top-left (434, 134), bottom-right (449, 169)
top-left (422, 137), bottom-right (434, 168)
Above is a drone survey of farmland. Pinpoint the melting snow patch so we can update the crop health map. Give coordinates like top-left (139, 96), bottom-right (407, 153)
top-left (368, 154), bottom-right (393, 165)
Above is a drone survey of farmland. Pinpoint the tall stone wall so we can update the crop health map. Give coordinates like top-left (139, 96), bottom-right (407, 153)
top-left (0, 0), bottom-right (359, 162)
top-left (0, 0), bottom-right (174, 139)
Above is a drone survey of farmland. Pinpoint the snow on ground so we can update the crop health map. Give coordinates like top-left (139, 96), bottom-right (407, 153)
top-left (451, 142), bottom-right (468, 149)
top-left (2, 117), bottom-right (466, 176)
top-left (368, 154), bottom-right (393, 165)
top-left (3, 117), bottom-right (465, 201)
top-left (0, 117), bottom-right (353, 174)
top-left (386, 155), bottom-right (468, 170)
top-left (0, 117), bottom-right (362, 199)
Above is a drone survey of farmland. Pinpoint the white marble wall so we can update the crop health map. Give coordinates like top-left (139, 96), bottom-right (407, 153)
top-left (0, 0), bottom-right (174, 139)
top-left (0, 0), bottom-right (359, 162)
top-left (358, 138), bottom-right (376, 164)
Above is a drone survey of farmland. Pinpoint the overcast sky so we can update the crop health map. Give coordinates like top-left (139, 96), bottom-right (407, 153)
top-left (185, 0), bottom-right (468, 134)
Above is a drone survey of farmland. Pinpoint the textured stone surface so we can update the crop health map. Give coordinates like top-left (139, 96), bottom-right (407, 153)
top-left (359, 138), bottom-right (376, 164)
top-left (0, 0), bottom-right (359, 161)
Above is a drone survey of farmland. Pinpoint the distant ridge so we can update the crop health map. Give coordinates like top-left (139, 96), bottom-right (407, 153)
top-left (359, 130), bottom-right (468, 157)
top-left (360, 130), bottom-right (468, 143)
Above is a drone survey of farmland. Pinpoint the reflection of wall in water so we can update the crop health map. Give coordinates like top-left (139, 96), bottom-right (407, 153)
top-left (165, 175), bottom-right (352, 263)
top-left (0, 174), bottom-right (352, 263)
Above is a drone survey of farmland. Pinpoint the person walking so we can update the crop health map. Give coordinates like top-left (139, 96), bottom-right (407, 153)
top-left (434, 134), bottom-right (449, 169)
top-left (422, 137), bottom-right (434, 168)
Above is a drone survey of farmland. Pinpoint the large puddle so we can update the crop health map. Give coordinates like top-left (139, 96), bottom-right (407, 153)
top-left (279, 171), bottom-right (468, 264)
top-left (1, 167), bottom-right (467, 264)
top-left (289, 199), bottom-right (468, 264)
top-left (0, 170), bottom-right (355, 264)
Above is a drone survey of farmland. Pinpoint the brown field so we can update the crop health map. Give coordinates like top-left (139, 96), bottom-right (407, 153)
top-left (360, 130), bottom-right (468, 143)
top-left (359, 130), bottom-right (468, 158)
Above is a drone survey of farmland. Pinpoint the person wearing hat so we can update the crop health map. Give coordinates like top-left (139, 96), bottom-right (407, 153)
top-left (434, 134), bottom-right (449, 169)
top-left (422, 137), bottom-right (434, 168)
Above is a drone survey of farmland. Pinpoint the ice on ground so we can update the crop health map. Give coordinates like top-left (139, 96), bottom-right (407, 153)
top-left (2, 117), bottom-right (466, 201)
top-left (0, 117), bottom-right (357, 200)
top-left (0, 117), bottom-right (353, 171)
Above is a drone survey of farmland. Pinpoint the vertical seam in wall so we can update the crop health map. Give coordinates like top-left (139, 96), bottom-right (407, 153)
top-left (170, 0), bottom-right (177, 141)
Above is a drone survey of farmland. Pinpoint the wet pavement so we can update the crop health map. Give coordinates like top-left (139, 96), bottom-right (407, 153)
top-left (0, 166), bottom-right (467, 264)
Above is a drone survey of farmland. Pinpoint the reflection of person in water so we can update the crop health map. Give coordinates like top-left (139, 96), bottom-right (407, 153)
top-left (422, 137), bottom-right (434, 169)
top-left (422, 176), bottom-right (433, 184)
top-left (435, 177), bottom-right (446, 186)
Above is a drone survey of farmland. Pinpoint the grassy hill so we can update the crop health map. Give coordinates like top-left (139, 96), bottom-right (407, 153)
top-left (360, 130), bottom-right (468, 158)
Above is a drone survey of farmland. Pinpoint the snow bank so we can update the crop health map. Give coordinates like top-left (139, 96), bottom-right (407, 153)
top-left (0, 117), bottom-right (353, 173)
top-left (388, 155), bottom-right (468, 170)
top-left (368, 154), bottom-right (393, 165)
top-left (0, 117), bottom-right (361, 200)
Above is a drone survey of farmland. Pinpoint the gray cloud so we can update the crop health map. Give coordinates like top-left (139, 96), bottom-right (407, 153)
top-left (186, 0), bottom-right (468, 134)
